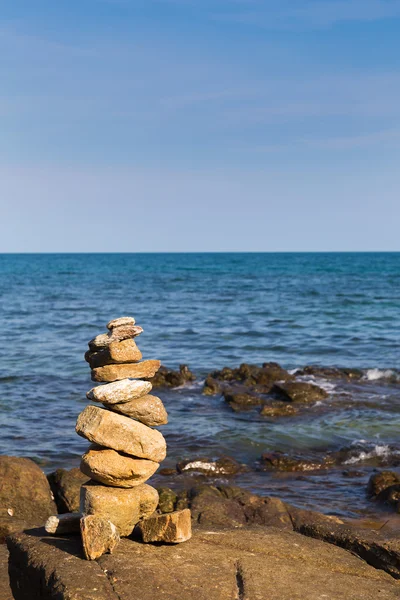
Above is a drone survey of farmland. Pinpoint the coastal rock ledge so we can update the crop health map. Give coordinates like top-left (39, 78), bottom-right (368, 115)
top-left (7, 528), bottom-right (400, 600)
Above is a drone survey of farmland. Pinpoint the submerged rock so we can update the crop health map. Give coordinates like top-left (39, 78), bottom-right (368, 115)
top-left (296, 366), bottom-right (363, 380)
top-left (223, 388), bottom-right (264, 410)
top-left (176, 456), bottom-right (244, 476)
top-left (259, 451), bottom-right (328, 472)
top-left (260, 402), bottom-right (299, 417)
top-left (367, 471), bottom-right (400, 498)
top-left (271, 381), bottom-right (328, 403)
top-left (147, 364), bottom-right (196, 388)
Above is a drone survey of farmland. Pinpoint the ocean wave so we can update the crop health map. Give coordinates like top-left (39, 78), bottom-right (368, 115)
top-left (364, 368), bottom-right (400, 383)
top-left (343, 441), bottom-right (400, 465)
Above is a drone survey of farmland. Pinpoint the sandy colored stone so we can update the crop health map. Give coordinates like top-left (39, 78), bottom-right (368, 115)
top-left (85, 339), bottom-right (142, 369)
top-left (91, 360), bottom-right (161, 383)
top-left (80, 514), bottom-right (120, 561)
top-left (88, 326), bottom-right (143, 351)
top-left (87, 379), bottom-right (152, 405)
top-left (76, 405), bottom-right (167, 462)
top-left (110, 394), bottom-right (168, 427)
top-left (81, 482), bottom-right (159, 537)
top-left (45, 513), bottom-right (82, 535)
top-left (80, 446), bottom-right (159, 488)
top-left (138, 509), bottom-right (192, 544)
top-left (107, 317), bottom-right (135, 330)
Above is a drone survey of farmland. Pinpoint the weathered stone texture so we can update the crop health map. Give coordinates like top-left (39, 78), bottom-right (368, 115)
top-left (81, 446), bottom-right (159, 487)
top-left (87, 378), bottom-right (152, 405)
top-left (80, 514), bottom-right (120, 560)
top-left (91, 360), bottom-right (161, 383)
top-left (80, 482), bottom-right (159, 537)
top-left (110, 394), bottom-right (168, 426)
top-left (76, 405), bottom-right (167, 462)
top-left (138, 509), bottom-right (192, 543)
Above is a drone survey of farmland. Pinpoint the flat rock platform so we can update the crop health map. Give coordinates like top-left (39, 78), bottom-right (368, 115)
top-left (7, 527), bottom-right (400, 600)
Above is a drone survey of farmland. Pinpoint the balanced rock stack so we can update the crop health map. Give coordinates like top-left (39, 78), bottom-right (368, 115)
top-left (74, 316), bottom-right (191, 560)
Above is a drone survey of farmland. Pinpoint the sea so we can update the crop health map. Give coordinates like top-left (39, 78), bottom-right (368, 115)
top-left (1, 252), bottom-right (400, 520)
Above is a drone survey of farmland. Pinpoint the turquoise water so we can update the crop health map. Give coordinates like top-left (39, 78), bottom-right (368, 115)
top-left (1, 253), bottom-right (400, 518)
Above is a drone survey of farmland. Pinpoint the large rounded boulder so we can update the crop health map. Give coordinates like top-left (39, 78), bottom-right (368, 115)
top-left (0, 456), bottom-right (57, 526)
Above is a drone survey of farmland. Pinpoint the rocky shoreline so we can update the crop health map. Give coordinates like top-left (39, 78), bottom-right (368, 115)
top-left (1, 359), bottom-right (400, 598)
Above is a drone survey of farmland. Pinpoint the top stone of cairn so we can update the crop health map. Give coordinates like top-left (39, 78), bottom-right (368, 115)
top-left (107, 317), bottom-right (135, 330)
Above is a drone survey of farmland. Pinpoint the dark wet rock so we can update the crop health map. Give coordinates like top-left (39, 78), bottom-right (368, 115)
top-left (176, 456), bottom-right (244, 476)
top-left (158, 467), bottom-right (177, 476)
top-left (290, 505), bottom-right (400, 579)
top-left (203, 362), bottom-right (294, 396)
top-left (0, 456), bottom-right (57, 527)
top-left (223, 387), bottom-right (264, 410)
top-left (48, 467), bottom-right (90, 513)
top-left (9, 528), bottom-right (399, 600)
top-left (259, 451), bottom-right (329, 472)
top-left (146, 364), bottom-right (195, 388)
top-left (157, 487), bottom-right (178, 514)
top-left (341, 470), bottom-right (364, 478)
top-left (260, 401), bottom-right (299, 417)
top-left (333, 444), bottom-right (400, 468)
top-left (376, 485), bottom-right (400, 511)
top-left (368, 471), bottom-right (400, 498)
top-left (271, 381), bottom-right (328, 403)
top-left (297, 366), bottom-right (363, 381)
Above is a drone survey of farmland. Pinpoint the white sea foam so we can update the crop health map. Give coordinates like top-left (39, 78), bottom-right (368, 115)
top-left (364, 368), bottom-right (399, 382)
top-left (344, 443), bottom-right (399, 465)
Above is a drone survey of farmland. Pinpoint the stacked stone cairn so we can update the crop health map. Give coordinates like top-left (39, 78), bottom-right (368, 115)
top-left (45, 316), bottom-right (191, 560)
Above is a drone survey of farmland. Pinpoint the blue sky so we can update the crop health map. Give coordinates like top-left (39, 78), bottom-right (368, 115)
top-left (1, 0), bottom-right (400, 251)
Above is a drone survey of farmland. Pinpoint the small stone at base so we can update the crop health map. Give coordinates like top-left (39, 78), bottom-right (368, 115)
top-left (138, 509), bottom-right (192, 544)
top-left (45, 513), bottom-right (82, 535)
top-left (80, 514), bottom-right (120, 560)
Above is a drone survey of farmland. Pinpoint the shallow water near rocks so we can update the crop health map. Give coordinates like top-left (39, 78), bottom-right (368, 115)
top-left (0, 252), bottom-right (400, 520)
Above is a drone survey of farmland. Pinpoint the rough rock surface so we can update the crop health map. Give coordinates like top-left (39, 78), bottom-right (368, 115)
top-left (271, 381), bottom-right (328, 403)
top-left (81, 514), bottom-right (120, 560)
top-left (8, 529), bottom-right (400, 600)
top-left (91, 360), bottom-right (161, 382)
top-left (138, 509), bottom-right (192, 543)
top-left (147, 364), bottom-right (196, 388)
top-left (107, 317), bottom-right (135, 330)
top-left (81, 446), bottom-right (159, 487)
top-left (48, 467), bottom-right (90, 513)
top-left (88, 325), bottom-right (143, 351)
top-left (0, 456), bottom-right (57, 526)
top-left (290, 505), bottom-right (400, 579)
top-left (204, 362), bottom-right (294, 396)
top-left (76, 405), bottom-right (167, 462)
top-left (87, 378), bottom-right (152, 405)
top-left (0, 517), bottom-right (29, 543)
top-left (296, 365), bottom-right (363, 380)
top-left (110, 394), bottom-right (168, 426)
top-left (81, 482), bottom-right (159, 536)
top-left (0, 545), bottom-right (13, 600)
top-left (85, 339), bottom-right (142, 369)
